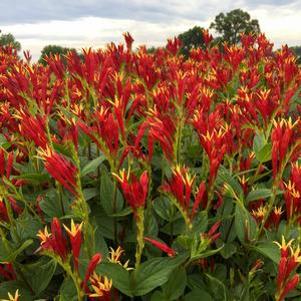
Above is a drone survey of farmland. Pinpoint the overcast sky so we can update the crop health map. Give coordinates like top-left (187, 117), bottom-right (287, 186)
top-left (0, 0), bottom-right (301, 60)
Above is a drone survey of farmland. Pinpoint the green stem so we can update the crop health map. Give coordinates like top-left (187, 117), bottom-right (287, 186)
top-left (205, 182), bottom-right (215, 212)
top-left (112, 180), bottom-right (118, 245)
top-left (257, 142), bottom-right (300, 238)
top-left (174, 109), bottom-right (184, 165)
top-left (57, 258), bottom-right (83, 301)
top-left (135, 207), bottom-right (145, 270)
top-left (57, 183), bottom-right (65, 216)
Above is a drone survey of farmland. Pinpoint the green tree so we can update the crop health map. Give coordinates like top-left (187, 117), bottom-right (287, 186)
top-left (0, 30), bottom-right (21, 51)
top-left (39, 45), bottom-right (77, 65)
top-left (290, 46), bottom-right (301, 64)
top-left (178, 26), bottom-right (206, 57)
top-left (210, 9), bottom-right (260, 45)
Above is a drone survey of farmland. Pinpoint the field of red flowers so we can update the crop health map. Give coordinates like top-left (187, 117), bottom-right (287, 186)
top-left (0, 31), bottom-right (301, 300)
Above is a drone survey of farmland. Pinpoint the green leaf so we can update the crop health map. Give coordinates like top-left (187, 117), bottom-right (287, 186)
top-left (17, 258), bottom-right (57, 296)
top-left (94, 229), bottom-right (109, 257)
top-left (234, 201), bottom-right (257, 243)
top-left (109, 206), bottom-right (132, 217)
top-left (253, 132), bottom-right (271, 163)
top-left (0, 133), bottom-right (11, 149)
top-left (82, 187), bottom-right (98, 201)
top-left (0, 239), bottom-right (33, 262)
top-left (246, 188), bottom-right (272, 203)
top-left (0, 281), bottom-right (33, 300)
top-left (40, 189), bottom-right (70, 218)
top-left (253, 241), bottom-right (280, 263)
top-left (190, 245), bottom-right (224, 261)
top-left (192, 210), bottom-right (208, 233)
top-left (10, 214), bottom-right (42, 242)
top-left (184, 288), bottom-right (213, 301)
top-left (216, 166), bottom-right (243, 200)
top-left (161, 266), bottom-right (187, 300)
top-left (151, 291), bottom-right (166, 301)
top-left (220, 242), bottom-right (237, 259)
top-left (12, 172), bottom-right (50, 184)
top-left (153, 196), bottom-right (176, 221)
top-left (97, 262), bottom-right (132, 297)
top-left (99, 168), bottom-right (124, 215)
top-left (59, 277), bottom-right (78, 301)
top-left (205, 273), bottom-right (227, 301)
top-left (133, 255), bottom-right (188, 296)
top-left (256, 143), bottom-right (272, 163)
top-left (81, 155), bottom-right (105, 177)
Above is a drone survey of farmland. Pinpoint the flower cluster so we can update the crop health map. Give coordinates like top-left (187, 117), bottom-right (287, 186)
top-left (0, 30), bottom-right (301, 300)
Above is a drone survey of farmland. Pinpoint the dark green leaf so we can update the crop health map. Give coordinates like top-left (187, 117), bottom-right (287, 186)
top-left (253, 241), bottom-right (280, 263)
top-left (97, 262), bottom-right (132, 297)
top-left (59, 277), bottom-right (78, 301)
top-left (220, 242), bottom-right (237, 259)
top-left (0, 281), bottom-right (33, 300)
top-left (235, 201), bottom-right (257, 243)
top-left (99, 168), bottom-right (124, 215)
top-left (17, 258), bottom-right (57, 296)
top-left (253, 132), bottom-right (271, 163)
top-left (205, 273), bottom-right (227, 301)
top-left (0, 239), bottom-right (33, 262)
top-left (81, 155), bottom-right (105, 177)
top-left (161, 266), bottom-right (187, 300)
top-left (246, 189), bottom-right (272, 203)
top-left (190, 245), bottom-right (224, 261)
top-left (82, 188), bottom-right (98, 201)
top-left (40, 189), bottom-right (70, 218)
top-left (184, 288), bottom-right (213, 301)
top-left (133, 255), bottom-right (187, 296)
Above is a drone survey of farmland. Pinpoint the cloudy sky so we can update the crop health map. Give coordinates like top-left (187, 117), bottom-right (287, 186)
top-left (0, 0), bottom-right (301, 60)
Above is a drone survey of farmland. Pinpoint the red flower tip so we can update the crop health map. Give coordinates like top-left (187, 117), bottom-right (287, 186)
top-left (144, 237), bottom-right (176, 257)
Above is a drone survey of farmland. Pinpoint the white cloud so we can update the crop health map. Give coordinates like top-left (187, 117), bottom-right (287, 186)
top-left (1, 17), bottom-right (208, 60)
top-left (0, 1), bottom-right (300, 61)
top-left (249, 2), bottom-right (301, 47)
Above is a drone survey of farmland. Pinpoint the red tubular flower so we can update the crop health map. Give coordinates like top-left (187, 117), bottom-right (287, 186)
top-left (0, 263), bottom-right (16, 280)
top-left (271, 119), bottom-right (298, 178)
top-left (192, 181), bottom-right (207, 215)
top-left (191, 111), bottom-right (229, 184)
top-left (83, 253), bottom-right (102, 291)
top-left (166, 37), bottom-right (182, 55)
top-left (224, 45), bottom-right (245, 70)
top-left (89, 272), bottom-right (112, 300)
top-left (78, 107), bottom-right (120, 159)
top-left (161, 166), bottom-right (206, 224)
top-left (63, 219), bottom-right (83, 271)
top-left (0, 203), bottom-right (9, 222)
top-left (135, 107), bottom-right (176, 162)
top-left (39, 147), bottom-right (79, 196)
top-left (16, 110), bottom-right (48, 148)
top-left (205, 221), bottom-right (221, 243)
top-left (51, 217), bottom-right (68, 260)
top-left (202, 29), bottom-right (213, 46)
top-left (275, 237), bottom-right (301, 301)
top-left (161, 165), bottom-right (194, 210)
top-left (123, 32), bottom-right (134, 51)
top-left (37, 218), bottom-right (68, 261)
top-left (144, 237), bottom-right (176, 257)
top-left (0, 148), bottom-right (14, 179)
top-left (283, 180), bottom-right (301, 222)
top-left (114, 170), bottom-right (149, 213)
top-left (201, 129), bottom-right (228, 183)
top-left (264, 206), bottom-right (283, 229)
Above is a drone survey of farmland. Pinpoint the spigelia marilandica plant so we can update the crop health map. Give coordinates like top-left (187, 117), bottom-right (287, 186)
top-left (0, 30), bottom-right (300, 300)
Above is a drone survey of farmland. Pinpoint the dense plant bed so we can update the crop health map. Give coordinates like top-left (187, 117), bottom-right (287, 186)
top-left (0, 32), bottom-right (301, 300)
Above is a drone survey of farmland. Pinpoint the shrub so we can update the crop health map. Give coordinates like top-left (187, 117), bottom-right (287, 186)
top-left (0, 32), bottom-right (300, 300)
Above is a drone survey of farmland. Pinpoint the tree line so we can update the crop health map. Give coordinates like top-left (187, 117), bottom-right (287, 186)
top-left (1, 9), bottom-right (300, 63)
